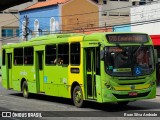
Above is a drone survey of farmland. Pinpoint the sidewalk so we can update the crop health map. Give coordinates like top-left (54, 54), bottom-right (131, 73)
top-left (157, 86), bottom-right (160, 96)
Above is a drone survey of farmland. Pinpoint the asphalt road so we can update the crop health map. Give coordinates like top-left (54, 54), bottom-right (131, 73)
top-left (0, 77), bottom-right (160, 120)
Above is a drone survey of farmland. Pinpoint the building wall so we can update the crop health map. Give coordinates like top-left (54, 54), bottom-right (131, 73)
top-left (0, 0), bottom-right (39, 70)
top-left (99, 0), bottom-right (131, 27)
top-left (61, 0), bottom-right (99, 32)
top-left (131, 1), bottom-right (160, 35)
top-left (0, 0), bottom-right (39, 45)
top-left (0, 13), bottom-right (19, 45)
top-left (3, 0), bottom-right (38, 12)
top-left (20, 5), bottom-right (60, 40)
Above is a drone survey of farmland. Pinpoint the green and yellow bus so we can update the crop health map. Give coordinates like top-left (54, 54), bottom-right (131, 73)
top-left (2, 32), bottom-right (156, 107)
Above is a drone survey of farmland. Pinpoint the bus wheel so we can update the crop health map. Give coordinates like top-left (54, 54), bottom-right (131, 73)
top-left (22, 81), bottom-right (29, 98)
top-left (117, 101), bottom-right (129, 106)
top-left (73, 86), bottom-right (84, 107)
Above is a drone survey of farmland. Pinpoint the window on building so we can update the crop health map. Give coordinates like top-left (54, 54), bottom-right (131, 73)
top-left (2, 29), bottom-right (13, 37)
top-left (50, 17), bottom-right (55, 34)
top-left (2, 49), bottom-right (6, 65)
top-left (139, 1), bottom-right (146, 5)
top-left (16, 29), bottom-right (19, 37)
top-left (102, 12), bottom-right (107, 16)
top-left (58, 44), bottom-right (69, 65)
top-left (120, 12), bottom-right (129, 16)
top-left (109, 12), bottom-right (119, 16)
top-left (94, 0), bottom-right (98, 3)
top-left (34, 19), bottom-right (39, 37)
top-left (120, 0), bottom-right (129, 1)
top-left (24, 47), bottom-right (34, 65)
top-left (38, 0), bottom-right (46, 1)
top-left (70, 43), bottom-right (80, 65)
top-left (103, 0), bottom-right (107, 4)
top-left (45, 45), bottom-right (56, 65)
top-left (14, 48), bottom-right (23, 65)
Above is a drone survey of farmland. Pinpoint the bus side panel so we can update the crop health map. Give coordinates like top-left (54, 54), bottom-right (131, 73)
top-left (96, 75), bottom-right (103, 102)
top-left (58, 66), bottom-right (69, 98)
top-left (44, 66), bottom-right (69, 98)
top-left (44, 84), bottom-right (59, 96)
top-left (68, 65), bottom-right (84, 98)
top-left (44, 66), bottom-right (59, 96)
top-left (2, 66), bottom-right (8, 89)
top-left (12, 66), bottom-right (36, 93)
top-left (4, 49), bottom-right (13, 89)
top-left (28, 82), bottom-right (37, 93)
top-left (68, 47), bottom-right (84, 99)
top-left (12, 66), bottom-right (22, 91)
top-left (25, 66), bottom-right (37, 93)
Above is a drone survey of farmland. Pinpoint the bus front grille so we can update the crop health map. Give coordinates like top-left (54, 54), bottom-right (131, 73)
top-left (118, 82), bottom-right (145, 85)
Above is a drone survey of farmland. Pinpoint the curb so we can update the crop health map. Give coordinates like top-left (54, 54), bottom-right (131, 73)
top-left (156, 86), bottom-right (160, 96)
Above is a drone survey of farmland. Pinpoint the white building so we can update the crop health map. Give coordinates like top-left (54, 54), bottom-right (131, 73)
top-left (131, 0), bottom-right (160, 85)
top-left (96, 0), bottom-right (131, 27)
top-left (131, 0), bottom-right (160, 35)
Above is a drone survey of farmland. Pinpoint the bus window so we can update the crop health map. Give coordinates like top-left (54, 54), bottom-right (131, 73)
top-left (70, 42), bottom-right (80, 65)
top-left (45, 45), bottom-right (56, 65)
top-left (96, 47), bottom-right (100, 75)
top-left (14, 48), bottom-right (23, 65)
top-left (2, 49), bottom-right (6, 65)
top-left (24, 47), bottom-right (34, 65)
top-left (58, 44), bottom-right (69, 65)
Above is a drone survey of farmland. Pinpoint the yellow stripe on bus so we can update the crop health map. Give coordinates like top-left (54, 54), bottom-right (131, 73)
top-left (68, 36), bottom-right (83, 42)
top-left (114, 84), bottom-right (150, 91)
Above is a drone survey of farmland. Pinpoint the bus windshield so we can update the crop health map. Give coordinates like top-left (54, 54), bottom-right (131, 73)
top-left (105, 45), bottom-right (154, 77)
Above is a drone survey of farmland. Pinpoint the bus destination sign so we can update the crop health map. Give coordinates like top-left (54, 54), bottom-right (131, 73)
top-left (106, 34), bottom-right (148, 43)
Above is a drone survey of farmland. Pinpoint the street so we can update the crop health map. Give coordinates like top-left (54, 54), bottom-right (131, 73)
top-left (0, 77), bottom-right (160, 120)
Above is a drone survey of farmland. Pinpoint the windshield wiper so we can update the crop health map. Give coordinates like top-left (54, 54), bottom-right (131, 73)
top-left (133, 44), bottom-right (144, 56)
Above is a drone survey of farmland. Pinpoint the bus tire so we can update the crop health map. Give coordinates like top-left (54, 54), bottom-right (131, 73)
top-left (73, 86), bottom-right (84, 108)
top-left (22, 81), bottom-right (29, 98)
top-left (117, 101), bottom-right (129, 106)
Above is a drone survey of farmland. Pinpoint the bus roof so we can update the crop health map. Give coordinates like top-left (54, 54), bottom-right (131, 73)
top-left (2, 32), bottom-right (151, 49)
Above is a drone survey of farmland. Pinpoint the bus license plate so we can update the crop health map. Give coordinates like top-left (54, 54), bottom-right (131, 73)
top-left (129, 92), bottom-right (138, 96)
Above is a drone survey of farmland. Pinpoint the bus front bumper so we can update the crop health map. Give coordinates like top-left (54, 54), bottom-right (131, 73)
top-left (101, 84), bottom-right (156, 103)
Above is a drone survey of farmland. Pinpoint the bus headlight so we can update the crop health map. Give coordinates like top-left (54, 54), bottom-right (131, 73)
top-left (150, 81), bottom-right (155, 86)
top-left (105, 83), bottom-right (115, 90)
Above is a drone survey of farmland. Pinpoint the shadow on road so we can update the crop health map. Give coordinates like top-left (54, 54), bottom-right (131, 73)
top-left (9, 93), bottom-right (160, 112)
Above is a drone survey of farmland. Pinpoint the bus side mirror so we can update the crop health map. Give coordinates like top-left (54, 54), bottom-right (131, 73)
top-left (100, 50), bottom-right (104, 60)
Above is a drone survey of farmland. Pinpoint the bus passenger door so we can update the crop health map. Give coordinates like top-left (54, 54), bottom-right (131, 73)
top-left (7, 53), bottom-right (12, 88)
top-left (85, 48), bottom-right (99, 100)
top-left (36, 51), bottom-right (44, 92)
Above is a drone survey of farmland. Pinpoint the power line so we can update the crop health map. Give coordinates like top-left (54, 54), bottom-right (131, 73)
top-left (3, 17), bottom-right (160, 41)
top-left (24, 0), bottom-right (160, 19)
top-left (20, 6), bottom-right (160, 31)
top-left (0, 18), bottom-right (18, 24)
top-left (0, 34), bottom-right (20, 41)
top-left (25, 5), bottom-right (133, 18)
top-left (10, 17), bottom-right (160, 37)
top-left (2, 1), bottom-right (160, 41)
top-left (2, 19), bottom-right (19, 27)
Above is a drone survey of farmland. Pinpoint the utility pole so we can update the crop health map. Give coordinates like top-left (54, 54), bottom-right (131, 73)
top-left (24, 15), bottom-right (29, 41)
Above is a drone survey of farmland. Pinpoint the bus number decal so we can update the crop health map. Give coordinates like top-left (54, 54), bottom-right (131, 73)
top-left (20, 71), bottom-right (27, 76)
